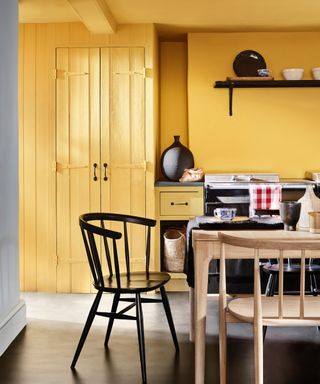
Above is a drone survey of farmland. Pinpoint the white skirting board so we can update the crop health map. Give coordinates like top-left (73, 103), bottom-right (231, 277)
top-left (0, 300), bottom-right (26, 356)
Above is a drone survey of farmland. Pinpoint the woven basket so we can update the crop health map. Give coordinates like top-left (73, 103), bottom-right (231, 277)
top-left (163, 229), bottom-right (186, 272)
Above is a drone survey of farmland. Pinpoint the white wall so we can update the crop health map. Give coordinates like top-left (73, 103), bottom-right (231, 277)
top-left (0, 0), bottom-right (26, 355)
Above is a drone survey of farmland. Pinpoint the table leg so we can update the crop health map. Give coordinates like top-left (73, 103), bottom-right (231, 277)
top-left (189, 287), bottom-right (194, 342)
top-left (194, 241), bottom-right (211, 384)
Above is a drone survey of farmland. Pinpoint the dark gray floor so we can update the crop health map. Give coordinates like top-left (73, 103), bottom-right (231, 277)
top-left (0, 292), bottom-right (320, 384)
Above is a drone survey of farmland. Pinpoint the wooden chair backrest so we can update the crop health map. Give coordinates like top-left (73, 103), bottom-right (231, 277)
top-left (218, 232), bottom-right (320, 321)
top-left (79, 212), bottom-right (156, 289)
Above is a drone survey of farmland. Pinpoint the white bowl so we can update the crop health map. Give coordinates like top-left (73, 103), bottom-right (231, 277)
top-left (282, 68), bottom-right (304, 80)
top-left (312, 67), bottom-right (320, 80)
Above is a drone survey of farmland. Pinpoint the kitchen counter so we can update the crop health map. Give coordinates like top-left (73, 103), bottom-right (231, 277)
top-left (155, 178), bottom-right (315, 187)
top-left (155, 180), bottom-right (204, 187)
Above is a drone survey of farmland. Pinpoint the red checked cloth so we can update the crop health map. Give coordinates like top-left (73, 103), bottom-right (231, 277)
top-left (249, 184), bottom-right (282, 211)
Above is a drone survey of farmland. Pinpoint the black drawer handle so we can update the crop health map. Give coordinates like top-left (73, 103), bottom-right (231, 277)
top-left (171, 202), bottom-right (188, 206)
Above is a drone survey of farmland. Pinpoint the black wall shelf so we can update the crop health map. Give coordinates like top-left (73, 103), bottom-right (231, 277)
top-left (214, 80), bottom-right (320, 116)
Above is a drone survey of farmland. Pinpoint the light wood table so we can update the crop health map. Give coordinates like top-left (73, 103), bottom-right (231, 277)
top-left (191, 229), bottom-right (320, 384)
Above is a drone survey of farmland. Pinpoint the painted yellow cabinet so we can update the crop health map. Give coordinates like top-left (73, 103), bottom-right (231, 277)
top-left (55, 47), bottom-right (147, 292)
top-left (155, 183), bottom-right (204, 291)
top-left (19, 23), bottom-right (158, 293)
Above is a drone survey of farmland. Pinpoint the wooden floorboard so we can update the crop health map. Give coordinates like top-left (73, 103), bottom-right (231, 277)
top-left (0, 292), bottom-right (320, 383)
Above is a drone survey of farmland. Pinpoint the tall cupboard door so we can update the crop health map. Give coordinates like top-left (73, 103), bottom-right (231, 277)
top-left (55, 47), bottom-right (147, 293)
top-left (56, 47), bottom-right (101, 293)
top-left (101, 47), bottom-right (147, 273)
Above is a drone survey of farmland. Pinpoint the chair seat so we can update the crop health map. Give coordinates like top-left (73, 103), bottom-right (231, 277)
top-left (228, 296), bottom-right (320, 325)
top-left (262, 262), bottom-right (320, 274)
top-left (95, 271), bottom-right (171, 293)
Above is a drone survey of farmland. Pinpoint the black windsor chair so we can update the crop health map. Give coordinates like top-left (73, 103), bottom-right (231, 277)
top-left (262, 258), bottom-right (320, 338)
top-left (70, 212), bottom-right (179, 384)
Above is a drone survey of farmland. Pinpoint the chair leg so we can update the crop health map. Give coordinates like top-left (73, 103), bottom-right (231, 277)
top-left (160, 286), bottom-right (179, 352)
top-left (253, 322), bottom-right (264, 384)
top-left (310, 274), bottom-right (316, 296)
top-left (136, 293), bottom-right (147, 384)
top-left (271, 273), bottom-right (278, 295)
top-left (310, 273), bottom-right (319, 296)
top-left (313, 274), bottom-right (318, 293)
top-left (310, 273), bottom-right (320, 331)
top-left (263, 274), bottom-right (274, 341)
top-left (262, 325), bottom-right (268, 341)
top-left (219, 308), bottom-right (227, 384)
top-left (104, 292), bottom-right (120, 348)
top-left (265, 274), bottom-right (273, 296)
top-left (70, 290), bottom-right (103, 369)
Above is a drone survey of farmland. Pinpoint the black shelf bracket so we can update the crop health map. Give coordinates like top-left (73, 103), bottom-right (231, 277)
top-left (228, 85), bottom-right (233, 116)
top-left (214, 79), bottom-right (320, 116)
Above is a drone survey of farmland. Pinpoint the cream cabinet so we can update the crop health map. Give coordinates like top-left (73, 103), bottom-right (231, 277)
top-left (155, 183), bottom-right (204, 291)
top-left (159, 190), bottom-right (204, 217)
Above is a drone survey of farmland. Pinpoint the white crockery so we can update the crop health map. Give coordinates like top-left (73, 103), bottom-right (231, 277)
top-left (214, 208), bottom-right (237, 221)
top-left (282, 68), bottom-right (304, 80)
top-left (312, 67), bottom-right (320, 80)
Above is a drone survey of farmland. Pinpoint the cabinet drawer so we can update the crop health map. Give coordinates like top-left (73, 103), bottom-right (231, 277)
top-left (160, 191), bottom-right (203, 217)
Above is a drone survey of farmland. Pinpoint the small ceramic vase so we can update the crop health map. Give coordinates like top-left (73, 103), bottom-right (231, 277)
top-left (160, 136), bottom-right (194, 181)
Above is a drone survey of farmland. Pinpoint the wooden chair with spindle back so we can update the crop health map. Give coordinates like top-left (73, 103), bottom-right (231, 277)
top-left (71, 212), bottom-right (179, 384)
top-left (218, 231), bottom-right (320, 384)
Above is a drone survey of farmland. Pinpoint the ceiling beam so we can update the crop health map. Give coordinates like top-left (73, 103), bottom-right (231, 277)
top-left (67, 0), bottom-right (117, 34)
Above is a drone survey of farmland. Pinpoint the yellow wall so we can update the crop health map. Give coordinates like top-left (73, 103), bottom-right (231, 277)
top-left (160, 42), bottom-right (188, 166)
top-left (188, 32), bottom-right (320, 178)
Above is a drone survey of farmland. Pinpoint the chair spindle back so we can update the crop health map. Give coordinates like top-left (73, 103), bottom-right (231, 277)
top-left (219, 232), bottom-right (320, 322)
top-left (79, 212), bottom-right (156, 289)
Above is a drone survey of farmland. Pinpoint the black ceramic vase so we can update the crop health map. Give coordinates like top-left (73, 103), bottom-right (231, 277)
top-left (279, 201), bottom-right (301, 231)
top-left (160, 136), bottom-right (194, 181)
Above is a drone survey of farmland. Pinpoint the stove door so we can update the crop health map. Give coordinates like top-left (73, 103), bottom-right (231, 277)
top-left (205, 183), bottom-right (250, 216)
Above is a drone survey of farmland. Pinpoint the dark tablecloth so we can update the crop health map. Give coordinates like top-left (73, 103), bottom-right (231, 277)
top-left (185, 217), bottom-right (284, 291)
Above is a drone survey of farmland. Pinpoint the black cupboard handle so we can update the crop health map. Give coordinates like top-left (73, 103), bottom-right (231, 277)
top-left (103, 163), bottom-right (108, 181)
top-left (93, 163), bottom-right (98, 181)
top-left (170, 202), bottom-right (188, 206)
